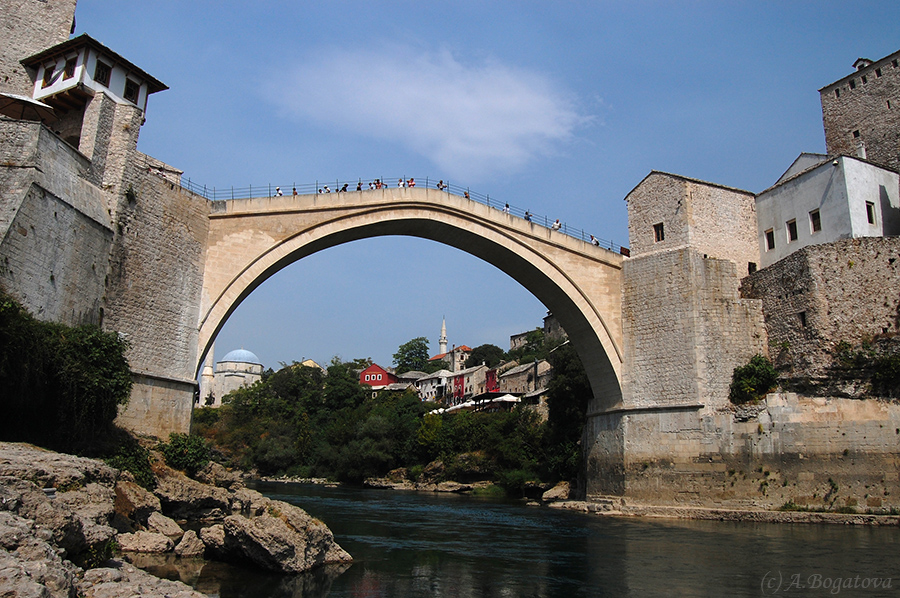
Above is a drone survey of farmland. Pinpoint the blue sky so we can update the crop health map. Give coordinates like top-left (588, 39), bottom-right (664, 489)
top-left (74, 1), bottom-right (900, 370)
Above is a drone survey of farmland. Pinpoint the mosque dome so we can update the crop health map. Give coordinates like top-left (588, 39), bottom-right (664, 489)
top-left (219, 349), bottom-right (262, 365)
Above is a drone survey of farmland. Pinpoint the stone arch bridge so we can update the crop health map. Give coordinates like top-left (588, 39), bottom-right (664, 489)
top-left (199, 186), bottom-right (625, 412)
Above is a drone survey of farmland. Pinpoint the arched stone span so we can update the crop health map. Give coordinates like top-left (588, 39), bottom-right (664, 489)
top-left (199, 187), bottom-right (625, 411)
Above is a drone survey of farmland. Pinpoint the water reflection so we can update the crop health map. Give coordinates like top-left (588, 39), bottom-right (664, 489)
top-left (139, 482), bottom-right (900, 597)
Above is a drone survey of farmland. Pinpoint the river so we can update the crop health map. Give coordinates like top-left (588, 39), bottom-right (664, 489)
top-left (140, 482), bottom-right (899, 597)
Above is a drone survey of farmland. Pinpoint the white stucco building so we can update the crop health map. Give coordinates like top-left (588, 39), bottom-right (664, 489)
top-left (755, 153), bottom-right (900, 268)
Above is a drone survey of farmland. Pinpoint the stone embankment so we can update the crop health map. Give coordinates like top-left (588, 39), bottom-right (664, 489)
top-left (0, 442), bottom-right (351, 597)
top-left (549, 498), bottom-right (900, 526)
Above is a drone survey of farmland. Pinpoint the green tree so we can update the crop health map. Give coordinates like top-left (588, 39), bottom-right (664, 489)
top-left (393, 337), bottom-right (431, 373)
top-left (0, 288), bottom-right (132, 453)
top-left (465, 344), bottom-right (505, 369)
top-left (543, 342), bottom-right (592, 483)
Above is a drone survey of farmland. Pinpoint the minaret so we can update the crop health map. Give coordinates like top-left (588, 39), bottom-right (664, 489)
top-left (199, 342), bottom-right (215, 405)
top-left (439, 318), bottom-right (448, 355)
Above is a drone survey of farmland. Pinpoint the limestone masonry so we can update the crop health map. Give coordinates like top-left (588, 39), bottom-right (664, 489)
top-left (1, 0), bottom-right (899, 508)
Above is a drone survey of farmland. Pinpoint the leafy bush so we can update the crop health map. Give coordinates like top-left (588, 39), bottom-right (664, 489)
top-left (105, 437), bottom-right (156, 489)
top-left (729, 354), bottom-right (778, 404)
top-left (158, 433), bottom-right (210, 476)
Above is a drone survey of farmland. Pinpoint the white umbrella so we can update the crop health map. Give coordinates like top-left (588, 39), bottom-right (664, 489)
top-left (0, 92), bottom-right (56, 122)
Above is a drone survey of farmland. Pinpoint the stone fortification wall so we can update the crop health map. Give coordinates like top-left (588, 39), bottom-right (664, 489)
top-left (820, 50), bottom-right (900, 173)
top-left (618, 393), bottom-right (900, 511)
top-left (104, 153), bottom-right (209, 436)
top-left (621, 247), bottom-right (766, 411)
top-left (0, 0), bottom-right (77, 95)
top-left (0, 119), bottom-right (112, 326)
top-left (625, 172), bottom-right (759, 274)
top-left (741, 237), bottom-right (900, 378)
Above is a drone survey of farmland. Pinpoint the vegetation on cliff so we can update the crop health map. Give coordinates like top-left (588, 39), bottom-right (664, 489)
top-left (0, 288), bottom-right (133, 453)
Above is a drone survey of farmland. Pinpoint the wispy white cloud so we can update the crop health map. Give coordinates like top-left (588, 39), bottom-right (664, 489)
top-left (267, 45), bottom-right (588, 179)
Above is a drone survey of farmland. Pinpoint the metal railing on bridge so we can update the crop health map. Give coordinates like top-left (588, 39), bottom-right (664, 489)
top-left (177, 176), bottom-right (629, 254)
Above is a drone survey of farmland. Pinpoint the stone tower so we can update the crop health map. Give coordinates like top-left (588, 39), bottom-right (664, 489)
top-left (820, 49), bottom-right (900, 172)
top-left (439, 317), bottom-right (448, 355)
top-left (0, 0), bottom-right (77, 96)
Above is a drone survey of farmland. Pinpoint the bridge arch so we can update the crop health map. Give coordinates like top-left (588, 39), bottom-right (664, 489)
top-left (199, 187), bottom-right (624, 411)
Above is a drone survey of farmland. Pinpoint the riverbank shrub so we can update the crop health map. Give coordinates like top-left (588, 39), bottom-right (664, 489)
top-left (729, 355), bottom-right (778, 404)
top-left (0, 288), bottom-right (132, 453)
top-left (158, 432), bottom-right (210, 476)
top-left (104, 434), bottom-right (156, 489)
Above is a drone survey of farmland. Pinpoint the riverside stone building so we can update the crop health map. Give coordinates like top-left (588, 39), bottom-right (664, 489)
top-left (596, 48), bottom-right (900, 506)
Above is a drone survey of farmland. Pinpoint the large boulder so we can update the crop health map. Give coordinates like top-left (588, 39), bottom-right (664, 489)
top-left (174, 530), bottom-right (205, 557)
top-left (116, 530), bottom-right (174, 553)
top-left (146, 511), bottom-right (184, 542)
top-left (542, 481), bottom-right (571, 502)
top-left (0, 442), bottom-right (118, 490)
top-left (78, 560), bottom-right (207, 598)
top-left (221, 499), bottom-right (351, 573)
top-left (195, 462), bottom-right (244, 490)
top-left (152, 464), bottom-right (231, 520)
top-left (229, 487), bottom-right (270, 516)
top-left (0, 511), bottom-right (80, 598)
top-left (198, 523), bottom-right (226, 559)
top-left (114, 480), bottom-right (161, 526)
top-left (0, 476), bottom-right (87, 555)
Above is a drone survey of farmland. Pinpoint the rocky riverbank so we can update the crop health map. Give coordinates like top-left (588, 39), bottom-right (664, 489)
top-left (0, 442), bottom-right (351, 597)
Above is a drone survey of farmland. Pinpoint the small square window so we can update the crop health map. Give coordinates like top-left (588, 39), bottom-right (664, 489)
top-left (853, 130), bottom-right (861, 138)
top-left (123, 78), bottom-right (139, 103)
top-left (653, 222), bottom-right (664, 243)
top-left (786, 219), bottom-right (798, 242)
top-left (894, 59), bottom-right (899, 68)
top-left (809, 209), bottom-right (821, 233)
top-left (63, 57), bottom-right (76, 80)
top-left (834, 88), bottom-right (841, 98)
top-left (875, 68), bottom-right (882, 77)
top-left (94, 61), bottom-right (111, 87)
top-left (861, 75), bottom-right (868, 84)
top-left (765, 229), bottom-right (775, 251)
top-left (866, 201), bottom-right (876, 225)
top-left (849, 79), bottom-right (856, 89)
top-left (41, 64), bottom-right (55, 88)
top-left (798, 311), bottom-right (807, 327)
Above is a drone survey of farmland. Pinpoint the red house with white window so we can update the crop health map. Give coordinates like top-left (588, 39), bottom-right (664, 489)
top-left (359, 364), bottom-right (399, 389)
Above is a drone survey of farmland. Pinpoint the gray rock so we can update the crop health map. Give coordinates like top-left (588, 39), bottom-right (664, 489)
top-left (113, 480), bottom-right (161, 526)
top-left (221, 499), bottom-right (351, 573)
top-left (542, 481), bottom-right (571, 502)
top-left (116, 530), bottom-right (174, 553)
top-left (0, 442), bottom-right (118, 490)
top-left (78, 559), bottom-right (208, 598)
top-left (195, 462), bottom-right (243, 490)
top-left (0, 511), bottom-right (80, 598)
top-left (229, 487), bottom-right (269, 516)
top-left (153, 465), bottom-right (230, 520)
top-left (0, 476), bottom-right (86, 555)
top-left (174, 530), bottom-right (205, 557)
top-left (146, 511), bottom-right (184, 542)
top-left (198, 523), bottom-right (226, 559)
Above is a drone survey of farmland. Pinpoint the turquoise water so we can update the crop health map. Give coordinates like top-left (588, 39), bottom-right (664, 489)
top-left (150, 482), bottom-right (900, 597)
